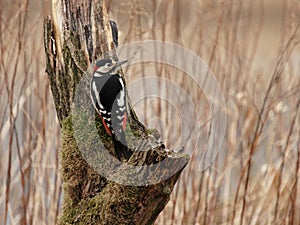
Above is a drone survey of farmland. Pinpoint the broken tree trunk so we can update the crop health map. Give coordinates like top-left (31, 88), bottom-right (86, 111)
top-left (44, 0), bottom-right (189, 224)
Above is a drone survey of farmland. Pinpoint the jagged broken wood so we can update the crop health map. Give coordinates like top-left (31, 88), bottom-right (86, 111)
top-left (44, 0), bottom-right (189, 224)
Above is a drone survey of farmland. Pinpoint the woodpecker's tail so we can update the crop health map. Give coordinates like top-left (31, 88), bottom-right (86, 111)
top-left (112, 132), bottom-right (131, 161)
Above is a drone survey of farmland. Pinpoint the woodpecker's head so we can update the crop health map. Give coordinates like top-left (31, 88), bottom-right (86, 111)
top-left (93, 58), bottom-right (127, 76)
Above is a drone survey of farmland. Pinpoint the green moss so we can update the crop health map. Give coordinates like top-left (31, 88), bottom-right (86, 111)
top-left (57, 113), bottom-right (188, 225)
top-left (59, 114), bottom-right (147, 223)
top-left (58, 193), bottom-right (102, 225)
top-left (59, 181), bottom-right (149, 225)
top-left (57, 93), bottom-right (187, 224)
top-left (162, 185), bottom-right (172, 195)
top-left (59, 115), bottom-right (110, 224)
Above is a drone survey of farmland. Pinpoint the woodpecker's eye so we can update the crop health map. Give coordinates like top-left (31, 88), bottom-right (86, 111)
top-left (106, 63), bottom-right (112, 67)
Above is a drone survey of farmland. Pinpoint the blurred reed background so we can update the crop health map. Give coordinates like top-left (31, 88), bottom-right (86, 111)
top-left (0, 0), bottom-right (299, 224)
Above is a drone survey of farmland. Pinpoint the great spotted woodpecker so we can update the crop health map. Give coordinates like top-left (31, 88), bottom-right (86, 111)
top-left (90, 58), bottom-right (131, 160)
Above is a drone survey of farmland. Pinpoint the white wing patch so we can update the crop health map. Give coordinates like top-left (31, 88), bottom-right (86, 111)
top-left (117, 78), bottom-right (125, 107)
top-left (92, 81), bottom-right (104, 109)
top-left (117, 115), bottom-right (124, 120)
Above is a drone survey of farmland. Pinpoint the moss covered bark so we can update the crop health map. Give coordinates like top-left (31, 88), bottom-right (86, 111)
top-left (44, 0), bottom-right (189, 224)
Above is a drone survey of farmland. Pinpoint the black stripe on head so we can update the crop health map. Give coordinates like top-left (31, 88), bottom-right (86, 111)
top-left (95, 58), bottom-right (112, 68)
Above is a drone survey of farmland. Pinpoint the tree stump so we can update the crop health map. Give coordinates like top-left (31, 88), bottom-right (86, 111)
top-left (44, 0), bottom-right (189, 224)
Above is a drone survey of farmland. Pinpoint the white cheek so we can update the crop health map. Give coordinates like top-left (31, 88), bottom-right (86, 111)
top-left (97, 67), bottom-right (109, 73)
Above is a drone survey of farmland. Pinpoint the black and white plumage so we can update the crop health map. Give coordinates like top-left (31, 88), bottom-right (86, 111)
top-left (90, 58), bottom-right (130, 160)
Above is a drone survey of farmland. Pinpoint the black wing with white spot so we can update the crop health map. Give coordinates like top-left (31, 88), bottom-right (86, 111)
top-left (91, 73), bottom-right (127, 136)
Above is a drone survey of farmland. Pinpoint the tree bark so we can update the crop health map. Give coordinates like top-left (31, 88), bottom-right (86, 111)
top-left (44, 0), bottom-right (189, 224)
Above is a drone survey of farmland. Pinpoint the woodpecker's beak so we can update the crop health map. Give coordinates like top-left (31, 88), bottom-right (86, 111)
top-left (115, 60), bottom-right (128, 67)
